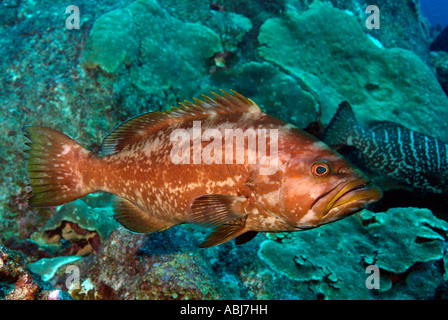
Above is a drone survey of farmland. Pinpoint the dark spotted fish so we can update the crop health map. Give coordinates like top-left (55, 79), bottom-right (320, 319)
top-left (321, 101), bottom-right (448, 193)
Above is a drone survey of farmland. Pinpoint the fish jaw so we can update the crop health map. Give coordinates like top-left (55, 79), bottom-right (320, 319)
top-left (290, 178), bottom-right (382, 230)
top-left (321, 179), bottom-right (382, 224)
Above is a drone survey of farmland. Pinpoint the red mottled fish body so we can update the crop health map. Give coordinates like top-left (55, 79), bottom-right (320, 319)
top-left (24, 91), bottom-right (382, 247)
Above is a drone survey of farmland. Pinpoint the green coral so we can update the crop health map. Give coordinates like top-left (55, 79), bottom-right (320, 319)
top-left (258, 208), bottom-right (448, 299)
top-left (83, 0), bottom-right (223, 102)
top-left (361, 209), bottom-right (448, 274)
top-left (28, 256), bottom-right (83, 282)
top-left (82, 8), bottom-right (139, 74)
top-left (209, 11), bottom-right (252, 52)
top-left (42, 199), bottom-right (117, 242)
top-left (258, 1), bottom-right (448, 142)
top-left (214, 61), bottom-right (319, 128)
top-left (28, 197), bottom-right (117, 257)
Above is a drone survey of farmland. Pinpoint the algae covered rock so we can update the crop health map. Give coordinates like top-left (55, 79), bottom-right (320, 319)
top-left (431, 51), bottom-right (448, 96)
top-left (37, 223), bottom-right (278, 300)
top-left (258, 207), bottom-right (448, 299)
top-left (28, 256), bottom-right (83, 282)
top-left (258, 2), bottom-right (448, 142)
top-left (0, 0), bottom-right (124, 251)
top-left (213, 61), bottom-right (319, 129)
top-left (0, 246), bottom-right (72, 300)
top-left (83, 0), bottom-right (223, 103)
top-left (61, 226), bottom-right (237, 299)
top-left (208, 11), bottom-right (253, 52)
top-left (320, 0), bottom-right (431, 62)
top-left (37, 199), bottom-right (117, 257)
top-left (82, 8), bottom-right (139, 74)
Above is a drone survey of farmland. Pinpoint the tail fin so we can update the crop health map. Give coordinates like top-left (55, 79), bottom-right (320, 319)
top-left (23, 126), bottom-right (96, 207)
top-left (320, 101), bottom-right (362, 147)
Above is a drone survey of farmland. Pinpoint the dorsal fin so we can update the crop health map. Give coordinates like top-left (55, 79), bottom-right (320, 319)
top-left (101, 90), bottom-right (262, 155)
top-left (367, 120), bottom-right (408, 132)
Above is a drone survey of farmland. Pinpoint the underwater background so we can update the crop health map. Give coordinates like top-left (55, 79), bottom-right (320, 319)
top-left (1, 0), bottom-right (448, 300)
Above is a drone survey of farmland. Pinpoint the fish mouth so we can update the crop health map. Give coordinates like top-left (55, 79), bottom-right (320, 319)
top-left (322, 179), bottom-right (382, 222)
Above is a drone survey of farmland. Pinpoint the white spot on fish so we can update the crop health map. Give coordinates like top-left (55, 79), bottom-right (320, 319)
top-left (262, 216), bottom-right (280, 229)
top-left (298, 209), bottom-right (319, 225)
top-left (346, 136), bottom-right (353, 145)
top-left (312, 141), bottom-right (330, 151)
top-left (60, 144), bottom-right (71, 156)
top-left (424, 136), bottom-right (431, 163)
top-left (409, 130), bottom-right (419, 163)
top-left (435, 139), bottom-right (441, 171)
top-left (397, 127), bottom-right (404, 158)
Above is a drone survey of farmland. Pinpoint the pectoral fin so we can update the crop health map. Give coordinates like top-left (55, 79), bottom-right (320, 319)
top-left (188, 194), bottom-right (247, 228)
top-left (114, 197), bottom-right (173, 233)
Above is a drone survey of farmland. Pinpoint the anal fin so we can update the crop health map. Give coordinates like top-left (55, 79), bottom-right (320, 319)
top-left (235, 231), bottom-right (258, 245)
top-left (199, 224), bottom-right (247, 248)
top-left (114, 197), bottom-right (173, 233)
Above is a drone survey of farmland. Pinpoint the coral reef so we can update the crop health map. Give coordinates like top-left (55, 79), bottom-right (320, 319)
top-left (28, 219), bottom-right (278, 299)
top-left (38, 199), bottom-right (117, 257)
top-left (28, 207), bottom-right (448, 300)
top-left (212, 61), bottom-right (319, 129)
top-left (0, 246), bottom-right (72, 299)
top-left (0, 1), bottom-right (124, 244)
top-left (321, 0), bottom-right (432, 62)
top-left (258, 208), bottom-right (448, 299)
top-left (28, 256), bottom-right (83, 282)
top-left (53, 227), bottom-right (232, 299)
top-left (258, 2), bottom-right (448, 142)
top-left (431, 51), bottom-right (448, 95)
top-left (83, 0), bottom-right (224, 106)
top-left (1, 0), bottom-right (447, 301)
top-left (4, 194), bottom-right (117, 266)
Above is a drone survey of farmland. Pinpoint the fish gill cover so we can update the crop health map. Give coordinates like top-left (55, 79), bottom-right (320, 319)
top-left (0, 0), bottom-right (448, 303)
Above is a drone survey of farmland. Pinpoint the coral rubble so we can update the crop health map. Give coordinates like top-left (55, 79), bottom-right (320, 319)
top-left (0, 246), bottom-right (71, 299)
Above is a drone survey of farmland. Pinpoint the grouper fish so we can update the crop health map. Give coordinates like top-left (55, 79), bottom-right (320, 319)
top-left (321, 101), bottom-right (448, 194)
top-left (23, 90), bottom-right (382, 247)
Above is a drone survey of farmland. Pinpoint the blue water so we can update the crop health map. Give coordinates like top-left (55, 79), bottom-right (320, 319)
top-left (421, 0), bottom-right (448, 27)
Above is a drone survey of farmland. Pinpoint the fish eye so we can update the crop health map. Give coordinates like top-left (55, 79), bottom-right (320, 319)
top-left (311, 161), bottom-right (331, 178)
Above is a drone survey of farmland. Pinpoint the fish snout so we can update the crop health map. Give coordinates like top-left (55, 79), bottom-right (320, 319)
top-left (321, 178), bottom-right (382, 223)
